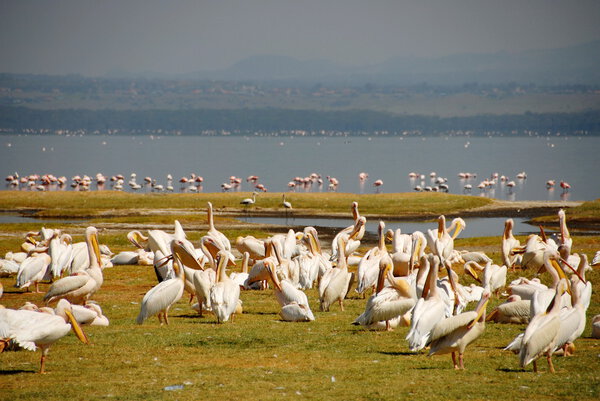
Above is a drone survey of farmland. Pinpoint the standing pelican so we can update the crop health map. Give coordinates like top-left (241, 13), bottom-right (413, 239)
top-left (331, 202), bottom-right (365, 260)
top-left (0, 299), bottom-right (89, 373)
top-left (136, 239), bottom-right (202, 325)
top-left (427, 216), bottom-right (465, 264)
top-left (43, 227), bottom-right (103, 305)
top-left (502, 219), bottom-right (521, 270)
top-left (355, 220), bottom-right (386, 296)
top-left (264, 259), bottom-right (314, 321)
top-left (519, 279), bottom-right (568, 373)
top-left (15, 252), bottom-right (52, 293)
top-left (48, 231), bottom-right (74, 278)
top-left (209, 251), bottom-right (241, 323)
top-left (319, 237), bottom-right (354, 311)
top-left (428, 290), bottom-right (490, 369)
top-left (205, 202), bottom-right (233, 256)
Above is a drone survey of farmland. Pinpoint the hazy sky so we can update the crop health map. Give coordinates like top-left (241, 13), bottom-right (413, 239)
top-left (1, 0), bottom-right (599, 76)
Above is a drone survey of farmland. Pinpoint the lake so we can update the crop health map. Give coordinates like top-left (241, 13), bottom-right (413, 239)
top-left (1, 134), bottom-right (598, 201)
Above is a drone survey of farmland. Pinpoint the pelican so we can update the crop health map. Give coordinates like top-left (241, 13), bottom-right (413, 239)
top-left (355, 220), bottom-right (386, 296)
top-left (43, 227), bottom-right (103, 305)
top-left (264, 259), bottom-right (313, 315)
top-left (427, 216), bottom-right (465, 264)
top-left (569, 254), bottom-right (592, 311)
top-left (235, 235), bottom-right (265, 260)
top-left (137, 239), bottom-right (202, 325)
top-left (0, 299), bottom-right (89, 373)
top-left (502, 219), bottom-right (521, 270)
top-left (553, 280), bottom-right (586, 356)
top-left (280, 302), bottom-right (315, 322)
top-left (486, 295), bottom-right (530, 324)
top-left (464, 261), bottom-right (507, 296)
top-left (406, 255), bottom-right (447, 351)
top-left (70, 302), bottom-right (110, 326)
top-left (231, 252), bottom-right (251, 288)
top-left (48, 231), bottom-right (74, 278)
top-left (428, 290), bottom-right (490, 370)
top-left (15, 252), bottom-right (52, 293)
top-left (192, 237), bottom-right (219, 317)
top-left (518, 279), bottom-right (568, 373)
top-left (331, 202), bottom-right (365, 261)
top-left (205, 202), bottom-right (232, 255)
top-left (319, 237), bottom-right (355, 311)
top-left (209, 251), bottom-right (241, 323)
top-left (529, 249), bottom-right (573, 318)
top-left (353, 253), bottom-right (415, 330)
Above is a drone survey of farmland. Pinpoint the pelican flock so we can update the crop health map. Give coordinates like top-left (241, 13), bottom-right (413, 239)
top-left (0, 201), bottom-right (596, 378)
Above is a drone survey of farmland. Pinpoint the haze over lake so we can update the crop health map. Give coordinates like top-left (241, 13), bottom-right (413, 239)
top-left (1, 134), bottom-right (597, 202)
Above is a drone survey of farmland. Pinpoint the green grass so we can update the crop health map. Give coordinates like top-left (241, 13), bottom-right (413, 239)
top-left (532, 199), bottom-right (600, 227)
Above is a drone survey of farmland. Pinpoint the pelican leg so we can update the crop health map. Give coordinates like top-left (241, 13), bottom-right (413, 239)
top-left (533, 360), bottom-right (538, 373)
top-left (385, 320), bottom-right (392, 332)
top-left (164, 310), bottom-right (170, 326)
top-left (339, 299), bottom-right (344, 312)
top-left (459, 353), bottom-right (465, 370)
top-left (35, 282), bottom-right (41, 294)
top-left (189, 293), bottom-right (195, 304)
top-left (157, 312), bottom-right (164, 325)
top-left (40, 349), bottom-right (50, 374)
top-left (546, 353), bottom-right (555, 373)
top-left (451, 352), bottom-right (459, 370)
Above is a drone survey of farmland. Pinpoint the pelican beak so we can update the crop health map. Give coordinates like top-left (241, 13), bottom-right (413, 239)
top-left (559, 257), bottom-right (586, 284)
top-left (174, 244), bottom-right (203, 270)
top-left (65, 310), bottom-right (89, 345)
top-left (376, 260), bottom-right (391, 293)
top-left (437, 219), bottom-right (444, 240)
top-left (550, 259), bottom-right (568, 281)
top-left (91, 233), bottom-right (102, 266)
top-left (467, 292), bottom-right (490, 329)
top-left (464, 264), bottom-right (481, 283)
top-left (451, 221), bottom-right (463, 240)
top-left (503, 222), bottom-right (510, 240)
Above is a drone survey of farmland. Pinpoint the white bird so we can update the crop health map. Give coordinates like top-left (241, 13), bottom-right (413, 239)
top-left (406, 255), bottom-right (447, 351)
top-left (0, 299), bottom-right (89, 373)
top-left (427, 215), bottom-right (465, 264)
top-left (48, 231), bottom-right (74, 278)
top-left (264, 259), bottom-right (314, 321)
top-left (43, 227), bottom-right (104, 305)
top-left (355, 220), bottom-right (386, 296)
top-left (331, 201), bottom-right (365, 261)
top-left (464, 260), bottom-right (507, 296)
top-left (279, 302), bottom-right (315, 322)
top-left (502, 219), bottom-right (521, 270)
top-left (209, 251), bottom-right (241, 323)
top-left (282, 194), bottom-right (292, 211)
top-left (204, 202), bottom-right (234, 260)
top-left (319, 237), bottom-right (355, 311)
top-left (353, 253), bottom-right (416, 331)
top-left (240, 192), bottom-right (258, 208)
top-left (428, 290), bottom-right (491, 370)
top-left (136, 239), bottom-right (202, 325)
top-left (486, 295), bottom-right (531, 324)
top-left (15, 252), bottom-right (52, 293)
top-left (518, 279), bottom-right (568, 373)
top-left (235, 235), bottom-right (266, 261)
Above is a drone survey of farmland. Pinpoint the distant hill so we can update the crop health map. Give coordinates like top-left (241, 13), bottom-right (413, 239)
top-left (176, 40), bottom-right (600, 85)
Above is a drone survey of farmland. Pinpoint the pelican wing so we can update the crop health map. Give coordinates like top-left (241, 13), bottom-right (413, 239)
top-left (136, 279), bottom-right (184, 324)
top-left (44, 274), bottom-right (90, 302)
top-left (429, 311), bottom-right (478, 342)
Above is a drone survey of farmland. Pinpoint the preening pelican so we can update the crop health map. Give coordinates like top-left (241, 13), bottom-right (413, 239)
top-left (0, 299), bottom-right (89, 373)
top-left (209, 251), bottom-right (241, 323)
top-left (331, 202), bottom-right (365, 261)
top-left (136, 239), bottom-right (202, 325)
top-left (427, 216), bottom-right (465, 264)
top-left (43, 227), bottom-right (103, 305)
top-left (48, 231), bottom-right (74, 278)
top-left (264, 259), bottom-right (314, 321)
top-left (518, 279), bottom-right (568, 373)
top-left (486, 295), bottom-right (530, 324)
top-left (319, 237), bottom-right (354, 311)
top-left (205, 202), bottom-right (233, 256)
top-left (353, 253), bottom-right (415, 330)
top-left (15, 252), bottom-right (52, 293)
top-left (502, 219), bottom-right (521, 270)
top-left (355, 220), bottom-right (386, 296)
top-left (428, 290), bottom-right (490, 369)
top-left (235, 235), bottom-right (265, 261)
top-left (464, 260), bottom-right (507, 296)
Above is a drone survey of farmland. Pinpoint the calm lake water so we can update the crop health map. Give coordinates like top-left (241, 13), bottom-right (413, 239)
top-left (1, 134), bottom-right (598, 201)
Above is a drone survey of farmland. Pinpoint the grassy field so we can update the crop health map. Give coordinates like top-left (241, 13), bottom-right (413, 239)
top-left (1, 192), bottom-right (599, 400)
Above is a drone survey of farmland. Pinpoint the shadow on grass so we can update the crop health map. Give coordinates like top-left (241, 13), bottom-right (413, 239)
top-left (497, 367), bottom-right (525, 373)
top-left (0, 369), bottom-right (34, 375)
top-left (379, 351), bottom-right (419, 356)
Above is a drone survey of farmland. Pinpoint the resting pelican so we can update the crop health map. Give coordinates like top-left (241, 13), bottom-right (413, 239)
top-left (231, 252), bottom-right (251, 288)
top-left (388, 230), bottom-right (425, 276)
top-left (406, 255), bottom-right (447, 351)
top-left (264, 259), bottom-right (313, 313)
top-left (553, 281), bottom-right (586, 356)
top-left (0, 299), bottom-right (89, 373)
top-left (136, 239), bottom-right (202, 325)
top-left (235, 235), bottom-right (265, 260)
top-left (15, 252), bottom-right (52, 293)
top-left (569, 254), bottom-right (592, 311)
top-left (428, 290), bottom-right (490, 369)
top-left (464, 261), bottom-right (507, 296)
top-left (70, 301), bottom-right (110, 326)
top-left (427, 216), bottom-right (465, 264)
top-left (192, 237), bottom-right (220, 317)
top-left (502, 219), bottom-right (521, 270)
top-left (518, 279), bottom-right (568, 373)
top-left (319, 237), bottom-right (354, 311)
top-left (43, 227), bottom-right (103, 305)
top-left (209, 251), bottom-right (241, 323)
top-left (280, 302), bottom-right (314, 322)
top-left (353, 253), bottom-right (415, 330)
top-left (486, 295), bottom-right (530, 324)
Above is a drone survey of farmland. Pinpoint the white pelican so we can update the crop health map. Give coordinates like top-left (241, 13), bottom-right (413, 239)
top-left (230, 252), bottom-right (250, 288)
top-left (192, 237), bottom-right (219, 317)
top-left (464, 260), bottom-right (507, 296)
top-left (518, 232), bottom-right (556, 271)
top-left (529, 249), bottom-right (573, 318)
top-left (318, 237), bottom-right (354, 312)
top-left (43, 227), bottom-right (104, 305)
top-left (280, 302), bottom-right (315, 322)
top-left (331, 202), bottom-right (365, 261)
top-left (427, 216), bottom-right (465, 264)
top-left (264, 259), bottom-right (313, 315)
top-left (0, 299), bottom-right (89, 373)
top-left (209, 251), bottom-right (241, 323)
top-left (353, 254), bottom-right (415, 331)
top-left (205, 202), bottom-right (232, 255)
top-left (502, 219), bottom-right (521, 270)
top-left (137, 239), bottom-right (202, 325)
top-left (48, 231), bottom-right (74, 278)
top-left (406, 255), bottom-right (447, 351)
top-left (569, 254), bottom-right (592, 311)
top-left (15, 252), bottom-right (52, 293)
top-left (518, 279), bottom-right (568, 373)
top-left (70, 301), bottom-right (109, 326)
top-left (355, 220), bottom-right (386, 296)
top-left (428, 290), bottom-right (490, 370)
top-left (553, 281), bottom-right (586, 356)
top-left (235, 235), bottom-right (265, 261)
top-left (486, 295), bottom-right (531, 324)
